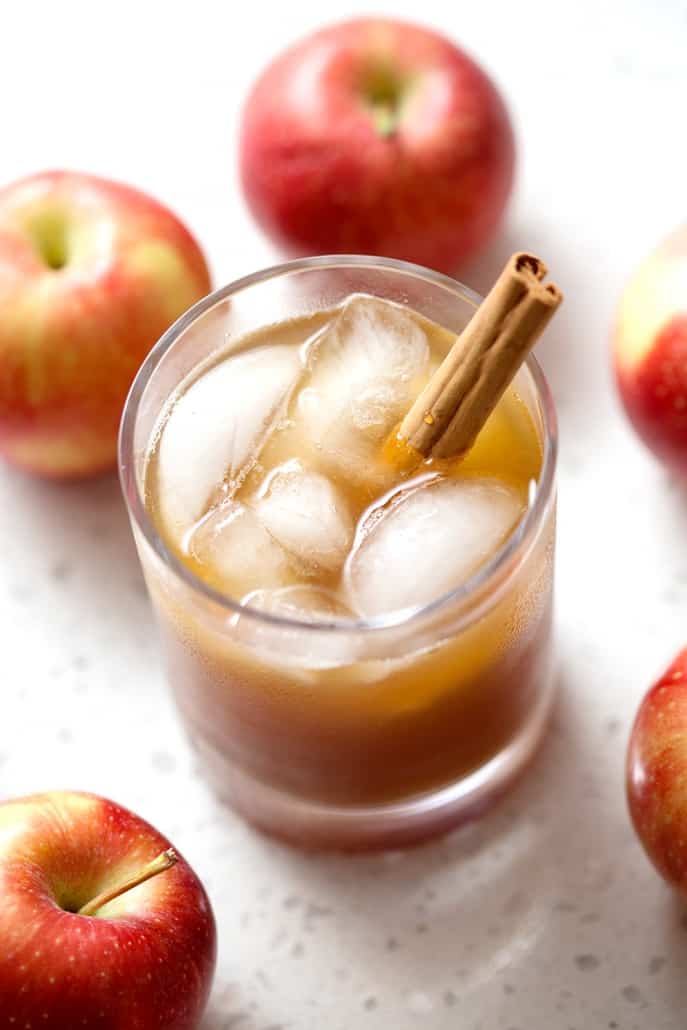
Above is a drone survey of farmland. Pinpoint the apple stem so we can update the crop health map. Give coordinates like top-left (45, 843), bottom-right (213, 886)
top-left (77, 848), bottom-right (178, 917)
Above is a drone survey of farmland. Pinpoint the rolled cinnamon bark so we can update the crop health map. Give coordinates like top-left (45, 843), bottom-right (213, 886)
top-left (397, 253), bottom-right (562, 460)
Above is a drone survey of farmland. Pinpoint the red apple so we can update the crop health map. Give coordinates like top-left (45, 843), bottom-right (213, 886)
top-left (613, 226), bottom-right (687, 475)
top-left (0, 171), bottom-right (211, 479)
top-left (239, 17), bottom-right (514, 274)
top-left (627, 648), bottom-right (687, 892)
top-left (0, 790), bottom-right (216, 1029)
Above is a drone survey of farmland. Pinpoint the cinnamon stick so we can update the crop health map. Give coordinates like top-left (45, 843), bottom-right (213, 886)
top-left (396, 253), bottom-right (562, 460)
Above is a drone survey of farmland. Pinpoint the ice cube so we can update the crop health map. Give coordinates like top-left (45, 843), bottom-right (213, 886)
top-left (242, 585), bottom-right (354, 622)
top-left (238, 585), bottom-right (359, 670)
top-left (156, 344), bottom-right (302, 537)
top-left (298, 295), bottom-right (429, 483)
top-left (253, 461), bottom-right (353, 573)
top-left (187, 500), bottom-right (290, 597)
top-left (344, 478), bottom-right (525, 617)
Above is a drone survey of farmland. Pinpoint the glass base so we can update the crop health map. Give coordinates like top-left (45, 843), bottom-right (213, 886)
top-left (191, 677), bottom-right (557, 852)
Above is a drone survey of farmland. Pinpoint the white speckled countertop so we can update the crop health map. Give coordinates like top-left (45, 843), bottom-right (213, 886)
top-left (3, 1), bottom-right (687, 1027)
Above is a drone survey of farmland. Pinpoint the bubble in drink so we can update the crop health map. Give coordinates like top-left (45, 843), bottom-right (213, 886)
top-left (187, 500), bottom-right (290, 596)
top-left (344, 478), bottom-right (525, 617)
top-left (156, 344), bottom-right (302, 535)
top-left (253, 461), bottom-right (353, 573)
top-left (298, 295), bottom-right (429, 484)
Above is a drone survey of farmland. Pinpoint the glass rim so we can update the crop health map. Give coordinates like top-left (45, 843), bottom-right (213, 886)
top-left (119, 253), bottom-right (558, 636)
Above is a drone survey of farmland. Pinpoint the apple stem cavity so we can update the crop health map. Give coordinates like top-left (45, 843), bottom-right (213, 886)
top-left (371, 102), bottom-right (398, 137)
top-left (78, 848), bottom-right (178, 917)
top-left (26, 209), bottom-right (71, 270)
top-left (362, 66), bottom-right (405, 138)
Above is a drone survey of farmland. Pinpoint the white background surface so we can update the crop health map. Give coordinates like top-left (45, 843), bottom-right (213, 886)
top-left (2, 1), bottom-right (687, 1027)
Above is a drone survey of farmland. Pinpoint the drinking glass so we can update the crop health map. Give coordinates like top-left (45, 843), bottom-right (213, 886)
top-left (119, 256), bottom-right (557, 850)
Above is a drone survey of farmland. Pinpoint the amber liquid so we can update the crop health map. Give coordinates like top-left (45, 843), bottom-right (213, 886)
top-left (141, 300), bottom-right (554, 842)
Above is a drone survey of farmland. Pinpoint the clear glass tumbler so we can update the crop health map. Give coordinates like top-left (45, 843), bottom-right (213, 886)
top-left (119, 256), bottom-right (557, 850)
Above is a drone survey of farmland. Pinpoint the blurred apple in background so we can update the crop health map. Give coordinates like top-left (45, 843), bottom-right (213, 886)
top-left (627, 648), bottom-right (687, 894)
top-left (0, 790), bottom-right (216, 1028)
top-left (239, 17), bottom-right (515, 274)
top-left (0, 171), bottom-right (211, 479)
top-left (614, 226), bottom-right (687, 476)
